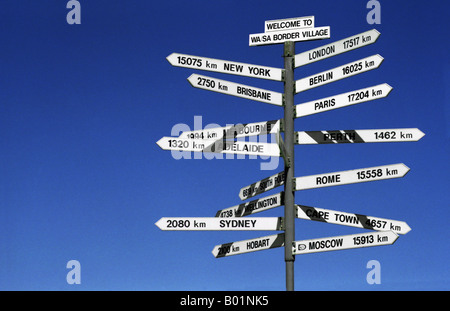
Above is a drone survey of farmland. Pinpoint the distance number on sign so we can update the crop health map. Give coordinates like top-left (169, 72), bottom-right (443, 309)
top-left (356, 168), bottom-right (383, 180)
top-left (177, 56), bottom-right (202, 67)
top-left (353, 234), bottom-right (374, 245)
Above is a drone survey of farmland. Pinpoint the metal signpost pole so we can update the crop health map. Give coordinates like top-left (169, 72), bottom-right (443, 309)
top-left (283, 41), bottom-right (295, 291)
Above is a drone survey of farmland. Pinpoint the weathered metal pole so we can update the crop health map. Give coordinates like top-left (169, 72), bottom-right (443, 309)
top-left (283, 41), bottom-right (295, 291)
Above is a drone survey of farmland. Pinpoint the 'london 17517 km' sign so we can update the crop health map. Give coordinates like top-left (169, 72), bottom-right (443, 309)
top-left (156, 16), bottom-right (424, 291)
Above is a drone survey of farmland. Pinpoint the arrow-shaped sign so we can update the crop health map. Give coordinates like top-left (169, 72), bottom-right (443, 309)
top-left (295, 29), bottom-right (380, 67)
top-left (178, 120), bottom-right (280, 140)
top-left (156, 137), bottom-right (280, 157)
top-left (292, 231), bottom-right (398, 255)
top-left (155, 217), bottom-right (283, 231)
top-left (239, 171), bottom-right (286, 201)
top-left (215, 192), bottom-right (283, 218)
top-left (167, 53), bottom-right (284, 81)
top-left (188, 74), bottom-right (283, 106)
top-left (212, 233), bottom-right (285, 258)
top-left (295, 54), bottom-right (384, 93)
top-left (295, 83), bottom-right (392, 118)
top-left (296, 205), bottom-right (411, 235)
top-left (249, 26), bottom-right (330, 46)
top-left (294, 163), bottom-right (409, 191)
top-left (295, 128), bottom-right (425, 144)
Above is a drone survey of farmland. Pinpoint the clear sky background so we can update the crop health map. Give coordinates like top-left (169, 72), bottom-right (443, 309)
top-left (0, 1), bottom-right (448, 291)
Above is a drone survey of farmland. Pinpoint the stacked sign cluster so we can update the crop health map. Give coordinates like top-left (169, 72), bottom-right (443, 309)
top-left (156, 16), bottom-right (424, 288)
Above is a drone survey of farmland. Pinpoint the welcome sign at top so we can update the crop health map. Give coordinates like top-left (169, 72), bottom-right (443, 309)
top-left (264, 16), bottom-right (315, 32)
top-left (250, 16), bottom-right (330, 46)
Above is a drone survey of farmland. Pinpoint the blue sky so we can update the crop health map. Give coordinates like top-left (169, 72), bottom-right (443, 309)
top-left (0, 0), bottom-right (448, 291)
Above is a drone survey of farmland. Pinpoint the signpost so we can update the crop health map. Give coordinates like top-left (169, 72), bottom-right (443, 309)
top-left (249, 26), bottom-right (330, 46)
top-left (167, 53), bottom-right (284, 81)
top-left (157, 16), bottom-right (421, 291)
top-left (212, 233), bottom-right (285, 258)
top-left (188, 74), bottom-right (283, 106)
top-left (238, 171), bottom-right (286, 201)
top-left (295, 29), bottom-right (380, 67)
top-left (178, 120), bottom-right (280, 140)
top-left (215, 192), bottom-right (283, 218)
top-left (295, 128), bottom-right (425, 144)
top-left (294, 163), bottom-right (409, 191)
top-left (292, 231), bottom-right (398, 255)
top-left (155, 217), bottom-right (283, 231)
top-left (156, 136), bottom-right (281, 157)
top-left (265, 16), bottom-right (314, 32)
top-left (296, 205), bottom-right (411, 235)
top-left (295, 83), bottom-right (392, 117)
top-left (295, 54), bottom-right (384, 93)
top-left (282, 41), bottom-right (296, 291)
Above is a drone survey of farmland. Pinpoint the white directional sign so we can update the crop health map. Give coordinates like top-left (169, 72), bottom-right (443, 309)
top-left (215, 192), bottom-right (283, 218)
top-left (265, 16), bottom-right (314, 32)
top-left (294, 163), bottom-right (409, 191)
top-left (167, 53), bottom-right (284, 81)
top-left (178, 120), bottom-right (280, 140)
top-left (295, 128), bottom-right (425, 144)
top-left (212, 233), bottom-right (285, 258)
top-left (292, 231), bottom-right (398, 255)
top-left (155, 217), bottom-right (283, 231)
top-left (296, 205), bottom-right (411, 235)
top-left (188, 74), bottom-right (283, 106)
top-left (156, 137), bottom-right (280, 157)
top-left (295, 83), bottom-right (392, 117)
top-left (295, 29), bottom-right (380, 67)
top-left (239, 171), bottom-right (286, 201)
top-left (249, 26), bottom-right (330, 47)
top-left (295, 54), bottom-right (384, 93)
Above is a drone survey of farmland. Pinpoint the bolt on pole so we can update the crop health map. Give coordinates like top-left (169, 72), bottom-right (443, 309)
top-left (283, 41), bottom-right (295, 291)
